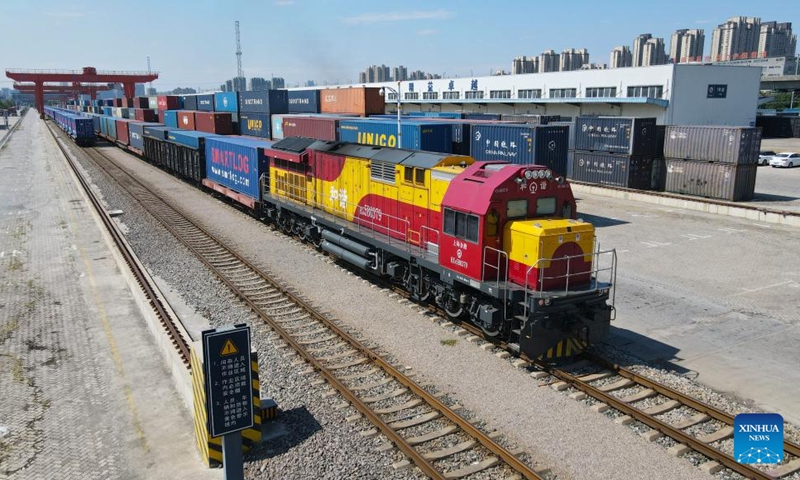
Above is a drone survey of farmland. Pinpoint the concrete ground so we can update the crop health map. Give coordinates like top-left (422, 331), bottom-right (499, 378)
top-left (575, 187), bottom-right (800, 425)
top-left (0, 112), bottom-right (219, 479)
top-left (745, 138), bottom-right (800, 212)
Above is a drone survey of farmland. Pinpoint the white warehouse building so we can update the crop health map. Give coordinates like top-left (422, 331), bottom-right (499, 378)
top-left (306, 64), bottom-right (762, 127)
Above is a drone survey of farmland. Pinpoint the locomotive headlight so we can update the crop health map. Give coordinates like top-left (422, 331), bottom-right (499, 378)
top-left (524, 170), bottom-right (534, 180)
top-left (546, 170), bottom-right (553, 179)
top-left (544, 298), bottom-right (551, 306)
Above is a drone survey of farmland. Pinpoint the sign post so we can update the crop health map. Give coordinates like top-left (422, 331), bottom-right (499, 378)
top-left (202, 325), bottom-right (254, 480)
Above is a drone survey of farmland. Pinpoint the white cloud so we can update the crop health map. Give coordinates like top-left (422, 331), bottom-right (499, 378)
top-left (417, 29), bottom-right (440, 36)
top-left (342, 9), bottom-right (453, 25)
top-left (44, 11), bottom-right (85, 18)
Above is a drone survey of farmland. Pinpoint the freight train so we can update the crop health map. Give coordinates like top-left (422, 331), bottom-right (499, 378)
top-left (44, 105), bottom-right (617, 360)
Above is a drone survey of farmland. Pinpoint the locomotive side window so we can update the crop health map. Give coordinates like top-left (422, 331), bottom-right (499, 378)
top-left (404, 167), bottom-right (414, 183)
top-left (443, 208), bottom-right (479, 243)
top-left (507, 199), bottom-right (528, 219)
top-left (415, 168), bottom-right (425, 185)
top-left (536, 197), bottom-right (557, 216)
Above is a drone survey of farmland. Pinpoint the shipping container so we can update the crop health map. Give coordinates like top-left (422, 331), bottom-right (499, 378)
top-left (147, 96), bottom-right (159, 109)
top-left (122, 97), bottom-right (133, 108)
top-left (164, 110), bottom-right (179, 128)
top-left (113, 98), bottom-right (123, 107)
top-left (500, 114), bottom-right (560, 125)
top-left (134, 108), bottom-right (158, 122)
top-left (287, 90), bottom-right (320, 113)
top-left (574, 117), bottom-right (657, 155)
top-left (213, 92), bottom-right (239, 113)
top-left (320, 87), bottom-right (384, 116)
top-left (239, 90), bottom-right (288, 114)
top-left (182, 95), bottom-right (198, 111)
top-left (196, 94), bottom-right (214, 111)
top-left (651, 157), bottom-right (666, 191)
top-left (167, 130), bottom-right (219, 150)
top-left (654, 125), bottom-right (666, 158)
top-left (757, 116), bottom-right (800, 138)
top-left (102, 106), bottom-right (113, 116)
top-left (551, 121), bottom-right (575, 151)
top-left (123, 108), bottom-right (137, 119)
top-left (143, 125), bottom-right (171, 140)
top-left (195, 112), bottom-right (233, 135)
top-left (238, 112), bottom-right (271, 138)
top-left (283, 116), bottom-right (339, 142)
top-left (104, 99), bottom-right (114, 107)
top-left (271, 114), bottom-right (288, 140)
top-left (128, 122), bottom-right (161, 152)
top-left (407, 112), bottom-right (463, 119)
top-left (567, 151), bottom-right (654, 189)
top-left (111, 107), bottom-right (123, 118)
top-left (469, 124), bottom-right (570, 174)
top-left (664, 158), bottom-right (757, 201)
top-left (663, 125), bottom-right (761, 164)
top-left (338, 119), bottom-right (451, 153)
top-left (205, 137), bottom-right (273, 200)
top-left (115, 119), bottom-right (131, 145)
top-left (134, 97), bottom-right (149, 108)
top-left (463, 113), bottom-right (501, 121)
top-left (157, 95), bottom-right (182, 110)
top-left (177, 111), bottom-right (196, 130)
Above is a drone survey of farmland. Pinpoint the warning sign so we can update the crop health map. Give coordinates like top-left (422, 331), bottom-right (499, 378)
top-left (221, 339), bottom-right (239, 356)
top-left (202, 325), bottom-right (254, 437)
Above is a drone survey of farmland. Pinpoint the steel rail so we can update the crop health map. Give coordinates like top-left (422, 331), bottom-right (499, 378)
top-left (83, 144), bottom-right (544, 480)
top-left (44, 122), bottom-right (192, 367)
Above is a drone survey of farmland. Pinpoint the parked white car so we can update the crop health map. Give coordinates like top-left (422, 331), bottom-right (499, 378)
top-left (758, 151), bottom-right (775, 165)
top-left (769, 152), bottom-right (800, 168)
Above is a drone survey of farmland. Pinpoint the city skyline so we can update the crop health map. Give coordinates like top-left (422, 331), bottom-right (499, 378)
top-left (0, 0), bottom-right (797, 90)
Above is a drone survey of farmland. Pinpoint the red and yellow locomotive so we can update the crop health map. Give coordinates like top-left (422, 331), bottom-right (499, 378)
top-left (262, 138), bottom-right (615, 359)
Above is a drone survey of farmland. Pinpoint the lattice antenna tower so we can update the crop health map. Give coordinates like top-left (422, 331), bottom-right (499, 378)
top-left (235, 21), bottom-right (243, 80)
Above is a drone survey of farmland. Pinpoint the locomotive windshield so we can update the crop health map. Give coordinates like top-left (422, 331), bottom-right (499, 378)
top-left (507, 199), bottom-right (528, 219)
top-left (536, 197), bottom-right (557, 216)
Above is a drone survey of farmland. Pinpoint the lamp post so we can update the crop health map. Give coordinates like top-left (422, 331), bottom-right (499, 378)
top-left (379, 81), bottom-right (402, 148)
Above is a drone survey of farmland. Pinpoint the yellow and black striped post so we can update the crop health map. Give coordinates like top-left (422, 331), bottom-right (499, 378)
top-left (191, 345), bottom-right (262, 467)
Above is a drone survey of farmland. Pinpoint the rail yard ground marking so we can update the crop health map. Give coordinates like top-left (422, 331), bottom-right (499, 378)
top-left (640, 241), bottom-right (671, 248)
top-left (680, 233), bottom-right (712, 241)
top-left (717, 227), bottom-right (747, 234)
top-left (733, 281), bottom-right (792, 296)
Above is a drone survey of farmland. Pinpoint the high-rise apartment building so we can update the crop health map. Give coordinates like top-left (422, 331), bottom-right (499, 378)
top-left (271, 77), bottom-right (285, 89)
top-left (393, 65), bottom-right (408, 82)
top-left (512, 56), bottom-right (539, 74)
top-left (610, 46), bottom-right (633, 68)
top-left (539, 50), bottom-right (560, 72)
top-left (559, 48), bottom-right (589, 71)
top-left (250, 77), bottom-right (270, 91)
top-left (759, 22), bottom-right (797, 58)
top-left (710, 17), bottom-right (761, 61)
top-left (670, 29), bottom-right (705, 63)
top-left (632, 34), bottom-right (652, 67)
top-left (358, 72), bottom-right (367, 84)
top-left (643, 38), bottom-right (668, 66)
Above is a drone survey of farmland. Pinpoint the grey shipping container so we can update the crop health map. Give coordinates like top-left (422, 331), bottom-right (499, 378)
top-left (469, 124), bottom-right (570, 175)
top-left (651, 157), bottom-right (666, 191)
top-left (574, 117), bottom-right (657, 156)
top-left (567, 151), bottom-right (654, 190)
top-left (239, 90), bottom-right (288, 115)
top-left (654, 125), bottom-right (666, 158)
top-left (182, 95), bottom-right (198, 111)
top-left (663, 125), bottom-right (761, 164)
top-left (500, 114), bottom-right (560, 125)
top-left (664, 158), bottom-right (757, 201)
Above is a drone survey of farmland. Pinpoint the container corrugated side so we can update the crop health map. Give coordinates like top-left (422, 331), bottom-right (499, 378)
top-left (320, 87), bottom-right (384, 116)
top-left (214, 92), bottom-right (239, 113)
top-left (147, 96), bottom-right (159, 109)
top-left (182, 95), bottom-right (198, 111)
top-left (238, 113), bottom-right (271, 138)
top-left (196, 94), bottom-right (215, 112)
top-left (157, 95), bottom-right (182, 110)
top-left (282, 116), bottom-right (339, 142)
top-left (240, 90), bottom-right (289, 115)
top-left (177, 111), bottom-right (196, 130)
top-left (164, 110), bottom-right (179, 128)
top-left (271, 114), bottom-right (288, 140)
top-left (115, 119), bottom-right (130, 145)
top-left (205, 137), bottom-right (273, 199)
top-left (574, 117), bottom-right (657, 155)
top-left (167, 130), bottom-right (219, 150)
top-left (469, 124), bottom-right (570, 175)
top-left (664, 159), bottom-right (757, 201)
top-left (195, 112), bottom-right (233, 135)
top-left (143, 125), bottom-right (170, 140)
top-left (129, 122), bottom-right (157, 151)
top-left (287, 90), bottom-right (320, 113)
top-left (338, 120), bottom-right (452, 153)
top-left (567, 151), bottom-right (654, 189)
top-left (663, 126), bottom-right (760, 164)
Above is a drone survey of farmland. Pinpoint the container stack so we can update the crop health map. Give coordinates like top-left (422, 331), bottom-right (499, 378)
top-left (238, 90), bottom-right (289, 139)
top-left (567, 117), bottom-right (657, 189)
top-left (662, 126), bottom-right (761, 201)
top-left (469, 123), bottom-right (570, 175)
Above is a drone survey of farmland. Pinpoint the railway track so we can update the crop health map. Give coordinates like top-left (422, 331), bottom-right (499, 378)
top-left (67, 138), bottom-right (548, 480)
top-left (45, 121), bottom-right (192, 368)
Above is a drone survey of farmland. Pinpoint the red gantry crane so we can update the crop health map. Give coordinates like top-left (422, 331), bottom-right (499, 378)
top-left (13, 82), bottom-right (114, 103)
top-left (5, 66), bottom-right (159, 118)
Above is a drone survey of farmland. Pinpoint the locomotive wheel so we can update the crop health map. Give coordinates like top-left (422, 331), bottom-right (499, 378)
top-left (444, 300), bottom-right (464, 319)
top-left (481, 325), bottom-right (501, 337)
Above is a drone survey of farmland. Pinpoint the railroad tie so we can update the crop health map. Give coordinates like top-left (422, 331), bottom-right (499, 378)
top-left (768, 458), bottom-right (800, 477)
top-left (349, 378), bottom-right (392, 392)
top-left (577, 371), bottom-right (614, 382)
top-left (671, 413), bottom-right (710, 429)
top-left (362, 388), bottom-right (408, 404)
top-left (640, 399), bottom-right (680, 415)
top-left (618, 388), bottom-right (657, 403)
top-left (597, 378), bottom-right (634, 392)
top-left (696, 426), bottom-right (733, 443)
top-left (388, 411), bottom-right (440, 430)
top-left (422, 440), bottom-right (476, 460)
top-left (443, 456), bottom-right (499, 479)
top-left (373, 399), bottom-right (423, 414)
top-left (337, 367), bottom-right (379, 381)
top-left (406, 426), bottom-right (458, 446)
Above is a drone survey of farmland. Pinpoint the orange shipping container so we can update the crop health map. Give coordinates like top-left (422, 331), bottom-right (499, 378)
top-left (319, 87), bottom-right (385, 116)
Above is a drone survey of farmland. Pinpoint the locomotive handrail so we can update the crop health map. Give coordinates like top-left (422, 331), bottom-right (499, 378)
top-left (419, 226), bottom-right (440, 255)
top-left (482, 246), bottom-right (510, 320)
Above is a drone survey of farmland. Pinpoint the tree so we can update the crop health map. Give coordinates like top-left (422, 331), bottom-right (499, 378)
top-left (760, 91), bottom-right (798, 110)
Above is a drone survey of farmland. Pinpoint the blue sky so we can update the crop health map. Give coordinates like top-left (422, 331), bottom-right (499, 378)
top-left (0, 0), bottom-right (796, 91)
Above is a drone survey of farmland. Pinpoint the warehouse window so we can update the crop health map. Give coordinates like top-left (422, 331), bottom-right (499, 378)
top-left (405, 92), bottom-right (419, 100)
top-left (386, 92), bottom-right (397, 100)
top-left (443, 208), bottom-right (480, 243)
top-left (549, 88), bottom-right (577, 98)
top-left (586, 87), bottom-right (616, 98)
top-left (443, 91), bottom-right (460, 100)
top-left (423, 91), bottom-right (438, 100)
top-left (518, 89), bottom-right (542, 99)
top-left (465, 91), bottom-right (485, 99)
top-left (627, 85), bottom-right (663, 98)
top-left (370, 161), bottom-right (396, 184)
top-left (490, 90), bottom-right (511, 99)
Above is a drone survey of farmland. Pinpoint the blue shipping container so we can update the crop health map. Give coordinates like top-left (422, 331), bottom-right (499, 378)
top-left (239, 90), bottom-right (288, 115)
top-left (167, 130), bottom-right (220, 150)
top-left (164, 110), bottom-right (179, 128)
top-left (338, 120), bottom-right (452, 153)
top-left (214, 92), bottom-right (239, 113)
top-left (407, 112), bottom-right (464, 119)
top-left (196, 94), bottom-right (214, 112)
top-left (288, 90), bottom-right (320, 113)
top-left (469, 124), bottom-right (570, 175)
top-left (103, 106), bottom-right (113, 116)
top-left (143, 125), bottom-right (171, 140)
top-left (107, 117), bottom-right (117, 140)
top-left (238, 113), bottom-right (271, 138)
top-left (205, 137), bottom-right (274, 200)
top-left (129, 122), bottom-right (161, 151)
